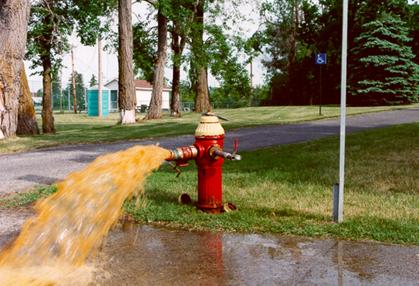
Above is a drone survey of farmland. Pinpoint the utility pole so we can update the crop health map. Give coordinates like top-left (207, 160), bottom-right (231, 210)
top-left (250, 59), bottom-right (253, 88)
top-left (98, 38), bottom-right (103, 118)
top-left (59, 73), bottom-right (63, 113)
top-left (84, 87), bottom-right (87, 112)
top-left (334, 0), bottom-right (349, 223)
top-left (71, 46), bottom-right (77, 114)
top-left (249, 57), bottom-right (254, 107)
top-left (68, 87), bottom-right (70, 111)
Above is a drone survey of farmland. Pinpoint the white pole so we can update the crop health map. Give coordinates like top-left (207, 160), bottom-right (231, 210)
top-left (98, 38), bottom-right (103, 118)
top-left (337, 0), bottom-right (349, 223)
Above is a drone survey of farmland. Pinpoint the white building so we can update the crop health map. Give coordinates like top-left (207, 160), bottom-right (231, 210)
top-left (105, 79), bottom-right (171, 112)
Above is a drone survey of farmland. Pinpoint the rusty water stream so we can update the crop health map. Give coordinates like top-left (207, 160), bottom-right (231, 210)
top-left (0, 145), bottom-right (170, 285)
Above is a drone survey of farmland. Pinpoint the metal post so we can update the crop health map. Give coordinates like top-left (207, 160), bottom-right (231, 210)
top-left (98, 38), bottom-right (103, 118)
top-left (333, 183), bottom-right (341, 222)
top-left (319, 65), bottom-right (323, 116)
top-left (71, 47), bottom-right (77, 114)
top-left (337, 0), bottom-right (349, 223)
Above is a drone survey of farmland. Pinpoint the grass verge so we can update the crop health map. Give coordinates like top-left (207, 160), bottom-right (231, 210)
top-left (0, 187), bottom-right (56, 209)
top-left (126, 123), bottom-right (418, 245)
top-left (0, 104), bottom-right (418, 154)
top-left (1, 123), bottom-right (418, 245)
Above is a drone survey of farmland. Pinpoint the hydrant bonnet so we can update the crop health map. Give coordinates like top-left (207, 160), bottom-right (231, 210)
top-left (195, 113), bottom-right (225, 137)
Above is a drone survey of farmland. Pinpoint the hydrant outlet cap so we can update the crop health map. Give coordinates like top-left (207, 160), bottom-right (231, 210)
top-left (195, 113), bottom-right (225, 136)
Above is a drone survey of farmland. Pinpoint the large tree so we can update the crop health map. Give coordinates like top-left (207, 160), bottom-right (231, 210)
top-left (350, 13), bottom-right (419, 104)
top-left (190, 0), bottom-right (211, 112)
top-left (26, 0), bottom-right (116, 133)
top-left (26, 0), bottom-right (74, 134)
top-left (169, 1), bottom-right (193, 116)
top-left (17, 67), bottom-right (40, 135)
top-left (133, 0), bottom-right (192, 117)
top-left (146, 4), bottom-right (169, 120)
top-left (0, 0), bottom-right (31, 139)
top-left (118, 0), bottom-right (137, 124)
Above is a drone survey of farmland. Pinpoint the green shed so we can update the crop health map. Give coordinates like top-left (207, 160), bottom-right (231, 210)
top-left (87, 87), bottom-right (110, 117)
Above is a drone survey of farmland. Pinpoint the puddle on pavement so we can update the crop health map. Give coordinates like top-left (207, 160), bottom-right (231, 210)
top-left (93, 223), bottom-right (419, 286)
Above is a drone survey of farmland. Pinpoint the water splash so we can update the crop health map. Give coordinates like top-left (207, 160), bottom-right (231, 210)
top-left (0, 145), bottom-right (170, 285)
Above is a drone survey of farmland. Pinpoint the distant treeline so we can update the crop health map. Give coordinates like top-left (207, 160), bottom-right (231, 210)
top-left (260, 0), bottom-right (419, 106)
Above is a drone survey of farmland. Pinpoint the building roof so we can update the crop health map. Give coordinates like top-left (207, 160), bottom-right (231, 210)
top-left (135, 79), bottom-right (171, 90)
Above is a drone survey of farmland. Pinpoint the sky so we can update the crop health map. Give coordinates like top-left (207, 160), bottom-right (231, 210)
top-left (26, 1), bottom-right (265, 93)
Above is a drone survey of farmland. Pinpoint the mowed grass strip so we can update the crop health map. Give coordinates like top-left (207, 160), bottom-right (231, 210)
top-left (126, 123), bottom-right (419, 245)
top-left (1, 123), bottom-right (417, 244)
top-left (0, 104), bottom-right (418, 154)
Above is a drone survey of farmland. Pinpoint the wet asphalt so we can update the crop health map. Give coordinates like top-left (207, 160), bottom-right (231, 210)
top-left (93, 224), bottom-right (419, 286)
top-left (1, 215), bottom-right (418, 286)
top-left (0, 108), bottom-right (418, 195)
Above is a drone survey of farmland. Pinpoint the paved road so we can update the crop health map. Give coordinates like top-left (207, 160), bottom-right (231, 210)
top-left (0, 108), bottom-right (418, 194)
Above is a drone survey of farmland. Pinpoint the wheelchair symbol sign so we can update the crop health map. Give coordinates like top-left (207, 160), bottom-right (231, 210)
top-left (315, 53), bottom-right (327, 65)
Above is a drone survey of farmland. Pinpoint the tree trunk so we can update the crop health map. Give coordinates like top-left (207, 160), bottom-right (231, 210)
top-left (192, 0), bottom-right (211, 113)
top-left (0, 0), bottom-right (30, 139)
top-left (171, 52), bottom-right (181, 117)
top-left (17, 66), bottom-right (39, 135)
top-left (118, 0), bottom-right (136, 124)
top-left (146, 10), bottom-right (168, 120)
top-left (170, 20), bottom-right (186, 117)
top-left (41, 55), bottom-right (55, 133)
top-left (195, 68), bottom-right (210, 112)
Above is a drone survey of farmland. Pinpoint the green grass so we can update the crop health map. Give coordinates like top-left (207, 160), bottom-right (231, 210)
top-left (125, 123), bottom-right (419, 245)
top-left (0, 104), bottom-right (418, 154)
top-left (0, 186), bottom-right (56, 209)
top-left (1, 123), bottom-right (418, 245)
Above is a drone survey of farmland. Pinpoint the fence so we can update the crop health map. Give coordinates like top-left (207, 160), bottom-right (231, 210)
top-left (29, 80), bottom-right (88, 113)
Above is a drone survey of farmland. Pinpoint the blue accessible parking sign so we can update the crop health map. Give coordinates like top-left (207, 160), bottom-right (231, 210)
top-left (315, 53), bottom-right (327, 65)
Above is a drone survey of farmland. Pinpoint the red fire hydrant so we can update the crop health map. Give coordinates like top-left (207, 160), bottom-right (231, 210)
top-left (166, 113), bottom-right (241, 213)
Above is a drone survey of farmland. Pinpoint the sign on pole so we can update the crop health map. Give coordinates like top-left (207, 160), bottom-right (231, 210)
top-left (315, 53), bottom-right (326, 116)
top-left (315, 53), bottom-right (327, 65)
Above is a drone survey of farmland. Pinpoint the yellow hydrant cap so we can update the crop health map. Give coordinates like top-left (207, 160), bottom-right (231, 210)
top-left (195, 113), bottom-right (225, 137)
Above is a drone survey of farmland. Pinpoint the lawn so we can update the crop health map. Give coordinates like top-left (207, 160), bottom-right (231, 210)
top-left (126, 123), bottom-right (419, 245)
top-left (0, 104), bottom-right (418, 154)
top-left (4, 123), bottom-right (417, 245)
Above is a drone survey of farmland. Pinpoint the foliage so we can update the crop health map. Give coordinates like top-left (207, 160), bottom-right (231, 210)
top-left (260, 0), bottom-right (419, 106)
top-left (71, 0), bottom-right (117, 46)
top-left (26, 0), bottom-right (116, 73)
top-left (133, 18), bottom-right (157, 82)
top-left (63, 72), bottom-right (86, 111)
top-left (350, 13), bottom-right (419, 104)
top-left (26, 0), bottom-right (75, 74)
top-left (89, 74), bottom-right (98, 87)
top-left (179, 80), bottom-right (195, 103)
top-left (261, 0), bottom-right (324, 104)
top-left (206, 25), bottom-right (251, 104)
